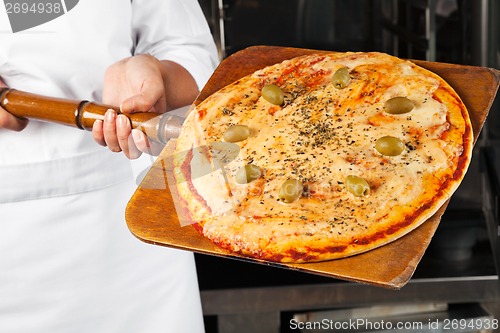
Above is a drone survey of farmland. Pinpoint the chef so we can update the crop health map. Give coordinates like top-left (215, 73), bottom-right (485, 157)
top-left (0, 0), bottom-right (218, 332)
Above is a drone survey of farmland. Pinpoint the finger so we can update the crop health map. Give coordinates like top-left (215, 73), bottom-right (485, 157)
top-left (132, 129), bottom-right (165, 156)
top-left (131, 129), bottom-right (150, 152)
top-left (92, 119), bottom-right (106, 146)
top-left (102, 109), bottom-right (121, 152)
top-left (116, 114), bottom-right (142, 159)
top-left (0, 108), bottom-right (29, 131)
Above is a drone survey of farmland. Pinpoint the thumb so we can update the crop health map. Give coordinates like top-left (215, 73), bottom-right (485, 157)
top-left (120, 93), bottom-right (156, 113)
top-left (121, 79), bottom-right (166, 114)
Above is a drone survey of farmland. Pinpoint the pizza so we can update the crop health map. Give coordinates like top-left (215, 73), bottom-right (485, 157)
top-left (172, 51), bottom-right (473, 263)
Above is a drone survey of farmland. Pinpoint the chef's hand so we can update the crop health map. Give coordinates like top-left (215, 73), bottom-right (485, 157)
top-left (93, 54), bottom-right (199, 159)
top-left (92, 54), bottom-right (165, 159)
top-left (0, 78), bottom-right (29, 131)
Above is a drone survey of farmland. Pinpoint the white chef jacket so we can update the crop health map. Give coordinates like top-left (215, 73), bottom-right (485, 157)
top-left (0, 1), bottom-right (218, 332)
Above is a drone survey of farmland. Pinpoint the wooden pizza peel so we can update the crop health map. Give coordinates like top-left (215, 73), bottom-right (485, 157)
top-left (125, 46), bottom-right (500, 289)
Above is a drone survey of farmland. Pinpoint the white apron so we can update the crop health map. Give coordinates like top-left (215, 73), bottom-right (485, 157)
top-left (0, 1), bottom-right (218, 332)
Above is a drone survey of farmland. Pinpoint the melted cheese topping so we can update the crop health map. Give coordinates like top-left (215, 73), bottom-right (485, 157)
top-left (174, 52), bottom-right (471, 262)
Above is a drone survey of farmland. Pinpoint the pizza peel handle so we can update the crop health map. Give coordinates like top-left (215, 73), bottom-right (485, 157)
top-left (0, 87), bottom-right (182, 144)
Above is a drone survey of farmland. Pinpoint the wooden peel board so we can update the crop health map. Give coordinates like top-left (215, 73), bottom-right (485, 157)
top-left (126, 46), bottom-right (500, 289)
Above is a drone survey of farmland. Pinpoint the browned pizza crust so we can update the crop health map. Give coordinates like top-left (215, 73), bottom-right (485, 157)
top-left (173, 52), bottom-right (473, 263)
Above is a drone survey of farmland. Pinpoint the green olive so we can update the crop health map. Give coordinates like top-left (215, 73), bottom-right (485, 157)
top-left (345, 175), bottom-right (370, 197)
top-left (375, 136), bottom-right (405, 156)
top-left (384, 96), bottom-right (414, 114)
top-left (261, 84), bottom-right (284, 105)
top-left (235, 164), bottom-right (262, 184)
top-left (332, 67), bottom-right (351, 89)
top-left (223, 124), bottom-right (250, 143)
top-left (278, 179), bottom-right (303, 203)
